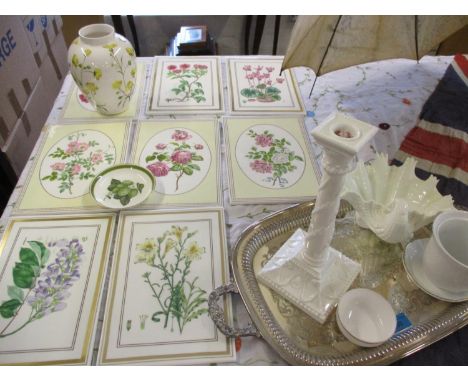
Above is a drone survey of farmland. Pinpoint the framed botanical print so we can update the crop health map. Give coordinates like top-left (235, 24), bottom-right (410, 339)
top-left (0, 214), bottom-right (115, 365)
top-left (14, 121), bottom-right (131, 214)
top-left (60, 62), bottom-right (146, 121)
top-left (97, 208), bottom-right (235, 365)
top-left (227, 56), bottom-right (305, 114)
top-left (146, 56), bottom-right (224, 115)
top-left (130, 119), bottom-right (221, 207)
top-left (224, 116), bottom-right (320, 204)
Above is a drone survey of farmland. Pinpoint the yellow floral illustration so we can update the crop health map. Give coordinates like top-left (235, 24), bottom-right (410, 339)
top-left (183, 241), bottom-right (205, 261)
top-left (137, 226), bottom-right (208, 334)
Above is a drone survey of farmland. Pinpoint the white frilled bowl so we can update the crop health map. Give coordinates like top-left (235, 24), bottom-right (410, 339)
top-left (341, 153), bottom-right (454, 244)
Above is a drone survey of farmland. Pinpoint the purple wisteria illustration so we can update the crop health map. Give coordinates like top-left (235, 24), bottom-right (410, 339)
top-left (0, 238), bottom-right (85, 339)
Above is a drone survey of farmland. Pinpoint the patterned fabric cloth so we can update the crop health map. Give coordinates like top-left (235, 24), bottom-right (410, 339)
top-left (393, 54), bottom-right (468, 207)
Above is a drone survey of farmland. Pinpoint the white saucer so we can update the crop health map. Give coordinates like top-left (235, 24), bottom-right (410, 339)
top-left (90, 164), bottom-right (154, 209)
top-left (403, 239), bottom-right (468, 302)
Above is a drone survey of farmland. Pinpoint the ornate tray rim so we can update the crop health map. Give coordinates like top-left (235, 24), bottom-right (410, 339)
top-left (231, 200), bottom-right (468, 365)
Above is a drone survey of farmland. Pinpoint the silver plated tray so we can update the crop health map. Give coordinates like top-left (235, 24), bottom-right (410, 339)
top-left (209, 200), bottom-right (468, 365)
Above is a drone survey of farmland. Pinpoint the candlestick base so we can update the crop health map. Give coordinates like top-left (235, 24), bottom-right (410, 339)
top-left (257, 228), bottom-right (361, 324)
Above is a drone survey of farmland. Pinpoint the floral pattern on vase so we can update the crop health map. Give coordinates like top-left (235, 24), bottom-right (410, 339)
top-left (0, 238), bottom-right (86, 339)
top-left (40, 130), bottom-right (116, 198)
top-left (68, 24), bottom-right (137, 115)
top-left (236, 124), bottom-right (305, 189)
top-left (140, 128), bottom-right (211, 195)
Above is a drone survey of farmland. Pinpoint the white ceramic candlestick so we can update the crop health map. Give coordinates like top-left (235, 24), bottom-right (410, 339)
top-left (258, 113), bottom-right (378, 323)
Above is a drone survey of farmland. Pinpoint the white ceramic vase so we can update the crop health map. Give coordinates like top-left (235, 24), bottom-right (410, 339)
top-left (67, 23), bottom-right (137, 115)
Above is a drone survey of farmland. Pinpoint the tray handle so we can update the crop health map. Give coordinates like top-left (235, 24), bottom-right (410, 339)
top-left (208, 283), bottom-right (261, 338)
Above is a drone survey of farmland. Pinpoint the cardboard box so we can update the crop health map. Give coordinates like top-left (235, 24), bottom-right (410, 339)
top-left (2, 78), bottom-right (53, 176)
top-left (41, 31), bottom-right (68, 92)
top-left (0, 16), bottom-right (40, 147)
top-left (21, 15), bottom-right (64, 68)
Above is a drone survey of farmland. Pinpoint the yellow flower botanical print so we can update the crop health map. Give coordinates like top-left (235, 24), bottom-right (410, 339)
top-left (183, 241), bottom-right (205, 261)
top-left (135, 239), bottom-right (158, 265)
top-left (137, 226), bottom-right (208, 334)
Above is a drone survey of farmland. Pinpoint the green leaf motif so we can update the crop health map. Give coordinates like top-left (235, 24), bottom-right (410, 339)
top-left (13, 262), bottom-right (36, 289)
top-left (0, 299), bottom-right (22, 319)
top-left (19, 248), bottom-right (39, 267)
top-left (7, 285), bottom-right (24, 302)
top-left (183, 167), bottom-right (193, 176)
top-left (112, 80), bottom-right (122, 90)
top-left (240, 88), bottom-right (260, 98)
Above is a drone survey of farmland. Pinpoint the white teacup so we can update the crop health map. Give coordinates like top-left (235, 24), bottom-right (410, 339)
top-left (422, 210), bottom-right (468, 293)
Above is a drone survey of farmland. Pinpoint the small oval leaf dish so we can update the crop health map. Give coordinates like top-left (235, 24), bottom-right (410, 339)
top-left (90, 164), bottom-right (154, 209)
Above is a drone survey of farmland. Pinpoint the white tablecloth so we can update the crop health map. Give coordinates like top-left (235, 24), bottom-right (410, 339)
top-left (0, 55), bottom-right (453, 365)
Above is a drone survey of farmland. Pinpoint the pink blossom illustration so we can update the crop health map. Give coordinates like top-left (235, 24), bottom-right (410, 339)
top-left (240, 64), bottom-right (284, 102)
top-left (172, 129), bottom-right (192, 141)
top-left (250, 160), bottom-right (272, 174)
top-left (246, 129), bottom-right (303, 187)
top-left (255, 134), bottom-right (273, 147)
top-left (145, 129), bottom-right (204, 192)
top-left (41, 132), bottom-right (114, 194)
top-left (171, 150), bottom-right (192, 164)
top-left (147, 162), bottom-right (170, 177)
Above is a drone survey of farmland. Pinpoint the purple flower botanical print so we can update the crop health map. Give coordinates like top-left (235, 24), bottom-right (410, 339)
top-left (0, 238), bottom-right (85, 339)
top-left (246, 129), bottom-right (303, 187)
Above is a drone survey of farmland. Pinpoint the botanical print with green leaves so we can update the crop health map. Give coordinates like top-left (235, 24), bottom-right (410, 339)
top-left (41, 132), bottom-right (114, 195)
top-left (240, 65), bottom-right (285, 103)
top-left (165, 63), bottom-right (208, 103)
top-left (134, 226), bottom-right (208, 334)
top-left (105, 179), bottom-right (144, 206)
top-left (246, 129), bottom-right (303, 187)
top-left (0, 238), bottom-right (85, 339)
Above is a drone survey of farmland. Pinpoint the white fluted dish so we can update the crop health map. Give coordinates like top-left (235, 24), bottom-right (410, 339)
top-left (341, 153), bottom-right (454, 244)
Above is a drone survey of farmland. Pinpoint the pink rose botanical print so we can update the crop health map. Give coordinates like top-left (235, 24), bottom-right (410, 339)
top-left (240, 65), bottom-right (284, 103)
top-left (40, 131), bottom-right (116, 198)
top-left (142, 128), bottom-right (211, 195)
top-left (236, 125), bottom-right (306, 189)
top-left (166, 63), bottom-right (208, 103)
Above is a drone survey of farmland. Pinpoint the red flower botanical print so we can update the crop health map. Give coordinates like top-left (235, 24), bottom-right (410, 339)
top-left (166, 63), bottom-right (208, 103)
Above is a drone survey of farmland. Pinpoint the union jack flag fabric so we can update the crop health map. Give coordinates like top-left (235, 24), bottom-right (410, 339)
top-left (393, 54), bottom-right (468, 207)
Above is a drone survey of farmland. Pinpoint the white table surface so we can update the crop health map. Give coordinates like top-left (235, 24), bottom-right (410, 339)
top-left (0, 55), bottom-right (453, 365)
